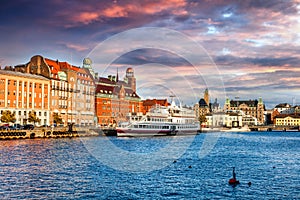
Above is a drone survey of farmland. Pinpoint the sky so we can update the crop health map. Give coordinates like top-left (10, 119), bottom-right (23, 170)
top-left (1, 0), bottom-right (300, 108)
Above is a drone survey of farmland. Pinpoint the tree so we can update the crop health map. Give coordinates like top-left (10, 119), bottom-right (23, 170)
top-left (198, 114), bottom-right (207, 126)
top-left (0, 110), bottom-right (16, 123)
top-left (28, 111), bottom-right (41, 125)
top-left (53, 113), bottom-right (63, 124)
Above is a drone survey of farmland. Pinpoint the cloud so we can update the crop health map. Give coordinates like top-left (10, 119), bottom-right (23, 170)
top-left (59, 42), bottom-right (89, 52)
top-left (1, 0), bottom-right (300, 107)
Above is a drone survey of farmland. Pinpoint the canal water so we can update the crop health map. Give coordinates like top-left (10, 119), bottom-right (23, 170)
top-left (0, 132), bottom-right (299, 199)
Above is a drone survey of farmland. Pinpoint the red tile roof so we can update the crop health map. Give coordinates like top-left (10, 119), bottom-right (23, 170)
top-left (44, 58), bottom-right (60, 75)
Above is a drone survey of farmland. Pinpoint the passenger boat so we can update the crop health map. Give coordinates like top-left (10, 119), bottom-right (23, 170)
top-left (117, 100), bottom-right (200, 137)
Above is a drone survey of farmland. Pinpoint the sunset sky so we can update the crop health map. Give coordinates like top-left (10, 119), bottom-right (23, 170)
top-left (1, 0), bottom-right (300, 108)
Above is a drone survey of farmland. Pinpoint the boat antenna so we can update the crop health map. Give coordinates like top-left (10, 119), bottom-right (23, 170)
top-left (169, 95), bottom-right (176, 106)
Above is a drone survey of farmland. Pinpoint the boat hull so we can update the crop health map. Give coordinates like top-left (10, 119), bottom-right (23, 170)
top-left (116, 128), bottom-right (198, 137)
top-left (117, 128), bottom-right (175, 137)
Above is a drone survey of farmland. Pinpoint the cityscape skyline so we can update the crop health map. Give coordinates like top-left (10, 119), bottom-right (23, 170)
top-left (1, 0), bottom-right (300, 108)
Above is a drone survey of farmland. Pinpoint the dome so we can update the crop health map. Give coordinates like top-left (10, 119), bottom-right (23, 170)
top-left (83, 58), bottom-right (92, 65)
top-left (126, 67), bottom-right (134, 73)
top-left (198, 98), bottom-right (208, 107)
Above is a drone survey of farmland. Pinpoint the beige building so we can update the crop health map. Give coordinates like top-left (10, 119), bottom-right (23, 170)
top-left (15, 55), bottom-right (95, 126)
top-left (224, 97), bottom-right (265, 125)
top-left (274, 114), bottom-right (300, 126)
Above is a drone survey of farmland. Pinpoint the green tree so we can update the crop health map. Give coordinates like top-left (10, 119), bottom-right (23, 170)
top-left (28, 111), bottom-right (41, 125)
top-left (53, 113), bottom-right (63, 124)
top-left (0, 110), bottom-right (16, 123)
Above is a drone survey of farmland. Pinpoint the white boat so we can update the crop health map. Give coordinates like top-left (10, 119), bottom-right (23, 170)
top-left (117, 100), bottom-right (200, 137)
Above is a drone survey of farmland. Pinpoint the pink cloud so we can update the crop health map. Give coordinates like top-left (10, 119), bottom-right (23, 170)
top-left (74, 12), bottom-right (100, 25)
top-left (60, 42), bottom-right (89, 51)
top-left (63, 0), bottom-right (188, 26)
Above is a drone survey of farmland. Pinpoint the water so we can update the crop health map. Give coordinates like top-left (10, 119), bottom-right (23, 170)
top-left (0, 132), bottom-right (299, 199)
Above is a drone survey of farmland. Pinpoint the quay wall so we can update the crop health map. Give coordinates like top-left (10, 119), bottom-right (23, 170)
top-left (249, 125), bottom-right (300, 132)
top-left (0, 127), bottom-right (103, 140)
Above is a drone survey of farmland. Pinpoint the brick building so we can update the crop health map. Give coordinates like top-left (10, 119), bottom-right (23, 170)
top-left (141, 99), bottom-right (169, 115)
top-left (95, 68), bottom-right (141, 127)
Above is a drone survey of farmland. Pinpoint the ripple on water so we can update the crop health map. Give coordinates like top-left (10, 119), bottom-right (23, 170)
top-left (0, 133), bottom-right (299, 199)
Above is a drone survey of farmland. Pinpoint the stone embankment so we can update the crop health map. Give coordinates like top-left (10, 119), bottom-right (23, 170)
top-left (0, 127), bottom-right (103, 140)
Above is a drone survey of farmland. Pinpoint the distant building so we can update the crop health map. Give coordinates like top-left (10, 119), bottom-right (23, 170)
top-left (274, 114), bottom-right (300, 126)
top-left (224, 97), bottom-right (265, 125)
top-left (205, 111), bottom-right (243, 128)
top-left (274, 103), bottom-right (292, 113)
top-left (95, 68), bottom-right (142, 126)
top-left (195, 89), bottom-right (221, 121)
top-left (142, 99), bottom-right (169, 115)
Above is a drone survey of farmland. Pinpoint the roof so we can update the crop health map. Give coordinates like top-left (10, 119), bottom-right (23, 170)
top-left (199, 98), bottom-right (208, 107)
top-left (44, 58), bottom-right (60, 75)
top-left (98, 77), bottom-right (117, 85)
top-left (95, 83), bottom-right (140, 98)
top-left (143, 99), bottom-right (168, 106)
top-left (59, 61), bottom-right (80, 72)
top-left (275, 103), bottom-right (291, 108)
top-left (230, 100), bottom-right (258, 107)
top-left (0, 69), bottom-right (50, 81)
top-left (274, 114), bottom-right (300, 119)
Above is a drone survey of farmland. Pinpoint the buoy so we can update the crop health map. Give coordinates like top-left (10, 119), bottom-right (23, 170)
top-left (229, 178), bottom-right (240, 185)
top-left (173, 160), bottom-right (177, 163)
top-left (229, 167), bottom-right (240, 185)
top-left (188, 165), bottom-right (192, 168)
top-left (248, 182), bottom-right (252, 186)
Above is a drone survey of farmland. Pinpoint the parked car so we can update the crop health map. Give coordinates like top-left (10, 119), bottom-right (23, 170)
top-left (8, 126), bottom-right (17, 130)
top-left (13, 124), bottom-right (22, 130)
top-left (0, 126), bottom-right (9, 130)
top-left (23, 124), bottom-right (34, 130)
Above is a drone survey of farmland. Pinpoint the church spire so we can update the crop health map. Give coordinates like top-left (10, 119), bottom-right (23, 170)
top-left (116, 67), bottom-right (119, 82)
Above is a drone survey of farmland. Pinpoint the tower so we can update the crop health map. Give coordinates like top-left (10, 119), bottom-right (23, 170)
top-left (204, 88), bottom-right (209, 105)
top-left (83, 58), bottom-right (95, 78)
top-left (126, 67), bottom-right (136, 92)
